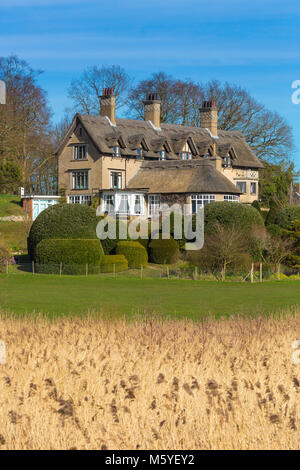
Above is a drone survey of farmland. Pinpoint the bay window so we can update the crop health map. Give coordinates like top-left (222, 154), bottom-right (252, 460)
top-left (250, 182), bottom-right (257, 194)
top-left (237, 181), bottom-right (247, 193)
top-left (102, 193), bottom-right (144, 216)
top-left (148, 195), bottom-right (161, 216)
top-left (103, 194), bottom-right (115, 213)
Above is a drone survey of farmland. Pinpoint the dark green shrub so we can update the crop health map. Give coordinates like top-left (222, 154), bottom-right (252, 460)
top-left (148, 236), bottom-right (179, 264)
top-left (28, 203), bottom-right (100, 259)
top-left (116, 241), bottom-right (148, 268)
top-left (100, 254), bottom-right (128, 273)
top-left (266, 224), bottom-right (284, 238)
top-left (275, 206), bottom-right (300, 229)
top-left (265, 201), bottom-right (280, 226)
top-left (35, 239), bottom-right (104, 267)
top-left (251, 200), bottom-right (261, 214)
top-left (204, 201), bottom-right (264, 234)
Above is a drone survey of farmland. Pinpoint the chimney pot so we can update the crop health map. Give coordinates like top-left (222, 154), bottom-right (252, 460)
top-left (100, 88), bottom-right (116, 124)
top-left (200, 100), bottom-right (218, 136)
top-left (143, 92), bottom-right (161, 128)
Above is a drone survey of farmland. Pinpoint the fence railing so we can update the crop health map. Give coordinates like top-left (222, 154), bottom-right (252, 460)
top-left (1, 261), bottom-right (300, 282)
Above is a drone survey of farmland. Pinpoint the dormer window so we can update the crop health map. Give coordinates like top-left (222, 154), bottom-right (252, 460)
top-left (74, 144), bottom-right (87, 160)
top-left (113, 145), bottom-right (120, 157)
top-left (180, 152), bottom-right (192, 160)
top-left (137, 148), bottom-right (143, 158)
top-left (159, 150), bottom-right (166, 160)
top-left (223, 155), bottom-right (231, 167)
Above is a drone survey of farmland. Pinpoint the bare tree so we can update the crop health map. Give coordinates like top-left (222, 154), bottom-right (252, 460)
top-left (0, 55), bottom-right (54, 193)
top-left (127, 72), bottom-right (203, 125)
top-left (194, 223), bottom-right (251, 280)
top-left (68, 65), bottom-right (131, 115)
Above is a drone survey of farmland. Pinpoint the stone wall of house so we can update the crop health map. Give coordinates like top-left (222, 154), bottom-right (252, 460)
top-left (58, 122), bottom-right (101, 196)
top-left (100, 156), bottom-right (142, 189)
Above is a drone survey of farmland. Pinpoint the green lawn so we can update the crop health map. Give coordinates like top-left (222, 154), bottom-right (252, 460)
top-left (0, 221), bottom-right (28, 252)
top-left (0, 195), bottom-right (23, 217)
top-left (0, 274), bottom-right (300, 319)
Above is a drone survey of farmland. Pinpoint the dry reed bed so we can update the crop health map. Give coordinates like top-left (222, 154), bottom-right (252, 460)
top-left (0, 313), bottom-right (300, 449)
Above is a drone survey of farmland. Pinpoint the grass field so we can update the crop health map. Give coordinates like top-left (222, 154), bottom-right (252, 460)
top-left (1, 273), bottom-right (300, 318)
top-left (0, 314), bottom-right (299, 449)
top-left (0, 195), bottom-right (22, 217)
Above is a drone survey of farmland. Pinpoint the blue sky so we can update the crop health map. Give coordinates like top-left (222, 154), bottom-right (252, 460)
top-left (0, 0), bottom-right (300, 167)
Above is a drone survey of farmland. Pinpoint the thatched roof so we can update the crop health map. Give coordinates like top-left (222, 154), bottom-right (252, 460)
top-left (127, 160), bottom-right (242, 195)
top-left (56, 113), bottom-right (263, 169)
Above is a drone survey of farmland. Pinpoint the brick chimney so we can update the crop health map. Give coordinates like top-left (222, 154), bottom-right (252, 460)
top-left (143, 92), bottom-right (161, 129)
top-left (200, 100), bottom-right (218, 137)
top-left (100, 88), bottom-right (116, 125)
top-left (0, 80), bottom-right (6, 105)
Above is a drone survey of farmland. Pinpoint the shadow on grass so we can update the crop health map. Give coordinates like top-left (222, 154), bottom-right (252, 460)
top-left (14, 254), bottom-right (32, 273)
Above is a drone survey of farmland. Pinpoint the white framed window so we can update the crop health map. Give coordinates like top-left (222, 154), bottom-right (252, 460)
top-left (117, 194), bottom-right (130, 214)
top-left (237, 181), bottom-right (247, 193)
top-left (136, 148), bottom-right (143, 158)
top-left (72, 170), bottom-right (89, 189)
top-left (191, 194), bottom-right (215, 213)
top-left (110, 171), bottom-right (122, 189)
top-left (159, 150), bottom-right (166, 160)
top-left (69, 194), bottom-right (92, 205)
top-left (148, 195), bottom-right (161, 217)
top-left (133, 194), bottom-right (144, 215)
top-left (103, 194), bottom-right (115, 213)
top-left (180, 152), bottom-right (192, 160)
top-left (102, 193), bottom-right (144, 216)
top-left (73, 144), bottom-right (87, 160)
top-left (250, 182), bottom-right (257, 194)
top-left (224, 195), bottom-right (239, 202)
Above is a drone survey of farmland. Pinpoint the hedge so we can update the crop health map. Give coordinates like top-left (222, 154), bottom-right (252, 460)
top-left (116, 241), bottom-right (148, 268)
top-left (204, 201), bottom-right (264, 233)
top-left (148, 236), bottom-right (179, 264)
top-left (100, 254), bottom-right (128, 273)
top-left (28, 203), bottom-right (100, 259)
top-left (35, 239), bottom-right (104, 273)
top-left (275, 206), bottom-right (300, 229)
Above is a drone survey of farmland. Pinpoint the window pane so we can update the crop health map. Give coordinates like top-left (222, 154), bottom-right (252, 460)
top-left (237, 182), bottom-right (246, 193)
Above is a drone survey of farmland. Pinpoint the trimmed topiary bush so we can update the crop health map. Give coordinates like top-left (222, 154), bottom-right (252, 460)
top-left (28, 203), bottom-right (100, 259)
top-left (35, 239), bottom-right (104, 274)
top-left (265, 201), bottom-right (280, 226)
top-left (275, 206), bottom-right (300, 229)
top-left (148, 236), bottom-right (179, 264)
top-left (204, 201), bottom-right (264, 233)
top-left (116, 241), bottom-right (148, 268)
top-left (251, 200), bottom-right (261, 214)
top-left (100, 254), bottom-right (128, 273)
